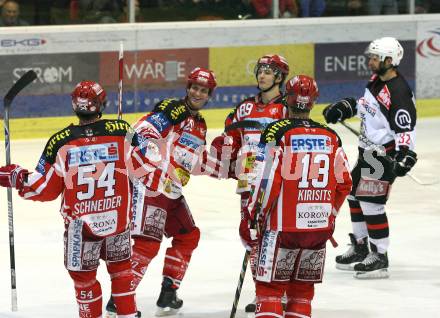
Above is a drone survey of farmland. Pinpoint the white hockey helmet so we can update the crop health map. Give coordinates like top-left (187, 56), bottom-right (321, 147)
top-left (366, 37), bottom-right (404, 66)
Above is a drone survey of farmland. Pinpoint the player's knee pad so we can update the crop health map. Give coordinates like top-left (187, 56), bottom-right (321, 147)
top-left (131, 238), bottom-right (161, 289)
top-left (69, 270), bottom-right (102, 318)
top-left (107, 259), bottom-right (133, 292)
top-left (132, 237), bottom-right (161, 259)
top-left (162, 228), bottom-right (200, 286)
top-left (359, 201), bottom-right (385, 216)
top-left (171, 227), bottom-right (200, 251)
top-left (285, 282), bottom-right (314, 318)
top-left (255, 281), bottom-right (284, 317)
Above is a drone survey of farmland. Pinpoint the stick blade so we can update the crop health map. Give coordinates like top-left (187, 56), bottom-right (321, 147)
top-left (224, 120), bottom-right (264, 133)
top-left (4, 70), bottom-right (37, 105)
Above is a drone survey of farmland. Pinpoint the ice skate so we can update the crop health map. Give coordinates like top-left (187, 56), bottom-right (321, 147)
top-left (155, 278), bottom-right (183, 317)
top-left (335, 233), bottom-right (369, 271)
top-left (105, 296), bottom-right (141, 318)
top-left (244, 298), bottom-right (256, 313)
top-left (105, 296), bottom-right (117, 318)
top-left (354, 252), bottom-right (389, 279)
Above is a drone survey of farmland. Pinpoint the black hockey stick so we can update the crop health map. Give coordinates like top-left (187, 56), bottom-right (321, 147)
top-left (3, 70), bottom-right (37, 312)
top-left (340, 121), bottom-right (438, 186)
top-left (229, 140), bottom-right (276, 318)
top-left (224, 120), bottom-right (264, 134)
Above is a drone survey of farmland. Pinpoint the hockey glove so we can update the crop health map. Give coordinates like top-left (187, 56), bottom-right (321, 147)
top-left (210, 134), bottom-right (238, 179)
top-left (0, 164), bottom-right (28, 190)
top-left (393, 147), bottom-right (417, 177)
top-left (239, 211), bottom-right (258, 251)
top-left (323, 97), bottom-right (357, 124)
top-left (210, 134), bottom-right (235, 159)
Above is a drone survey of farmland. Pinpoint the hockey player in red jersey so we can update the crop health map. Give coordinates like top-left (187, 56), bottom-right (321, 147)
top-left (105, 67), bottom-right (218, 317)
top-left (210, 54), bottom-right (289, 312)
top-left (323, 37), bottom-right (418, 279)
top-left (243, 75), bottom-right (352, 318)
top-left (0, 81), bottom-right (147, 318)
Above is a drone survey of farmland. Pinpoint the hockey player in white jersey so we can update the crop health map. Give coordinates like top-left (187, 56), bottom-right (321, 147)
top-left (323, 37), bottom-right (417, 279)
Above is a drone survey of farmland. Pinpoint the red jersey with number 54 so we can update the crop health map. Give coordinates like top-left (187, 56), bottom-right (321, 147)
top-left (248, 118), bottom-right (352, 232)
top-left (19, 119), bottom-right (145, 238)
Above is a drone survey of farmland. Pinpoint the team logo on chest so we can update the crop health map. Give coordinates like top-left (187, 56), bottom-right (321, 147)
top-left (183, 118), bottom-right (194, 131)
top-left (377, 85), bottom-right (391, 110)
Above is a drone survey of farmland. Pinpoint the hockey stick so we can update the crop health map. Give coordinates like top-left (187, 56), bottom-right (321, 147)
top-left (224, 120), bottom-right (264, 134)
top-left (228, 120), bottom-right (265, 318)
top-left (340, 121), bottom-right (438, 186)
top-left (118, 41), bottom-right (124, 120)
top-left (3, 70), bottom-right (37, 312)
top-left (229, 140), bottom-right (276, 318)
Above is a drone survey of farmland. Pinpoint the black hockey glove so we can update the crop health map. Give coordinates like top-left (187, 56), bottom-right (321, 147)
top-left (393, 147), bottom-right (417, 177)
top-left (322, 97), bottom-right (357, 124)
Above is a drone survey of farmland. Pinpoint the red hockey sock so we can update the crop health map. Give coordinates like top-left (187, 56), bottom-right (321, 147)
top-left (107, 260), bottom-right (137, 316)
top-left (163, 228), bottom-right (200, 288)
top-left (285, 282), bottom-right (314, 318)
top-left (131, 237), bottom-right (160, 290)
top-left (69, 270), bottom-right (102, 318)
top-left (255, 282), bottom-right (284, 318)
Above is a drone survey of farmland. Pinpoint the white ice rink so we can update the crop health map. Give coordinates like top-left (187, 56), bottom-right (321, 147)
top-left (1, 118), bottom-right (439, 318)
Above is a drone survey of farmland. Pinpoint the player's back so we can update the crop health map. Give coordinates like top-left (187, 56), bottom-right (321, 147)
top-left (32, 119), bottom-right (135, 236)
top-left (261, 118), bottom-right (343, 233)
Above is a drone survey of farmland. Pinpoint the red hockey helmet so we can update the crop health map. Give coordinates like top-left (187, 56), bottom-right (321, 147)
top-left (284, 75), bottom-right (319, 112)
top-left (71, 81), bottom-right (107, 116)
top-left (187, 67), bottom-right (217, 94)
top-left (254, 54), bottom-right (290, 81)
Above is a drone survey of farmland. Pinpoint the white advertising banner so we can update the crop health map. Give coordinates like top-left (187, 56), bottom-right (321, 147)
top-left (0, 15), bottom-right (420, 55)
top-left (416, 21), bottom-right (440, 98)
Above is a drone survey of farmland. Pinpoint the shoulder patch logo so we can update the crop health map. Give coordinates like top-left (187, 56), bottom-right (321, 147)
top-left (377, 85), bottom-right (391, 110)
top-left (45, 129), bottom-right (72, 157)
top-left (395, 109), bottom-right (411, 130)
top-left (263, 119), bottom-right (291, 143)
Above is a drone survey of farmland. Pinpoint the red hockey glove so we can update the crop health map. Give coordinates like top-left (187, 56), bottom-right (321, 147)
top-left (210, 134), bottom-right (238, 179)
top-left (210, 134), bottom-right (235, 159)
top-left (0, 164), bottom-right (28, 190)
top-left (239, 211), bottom-right (258, 251)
